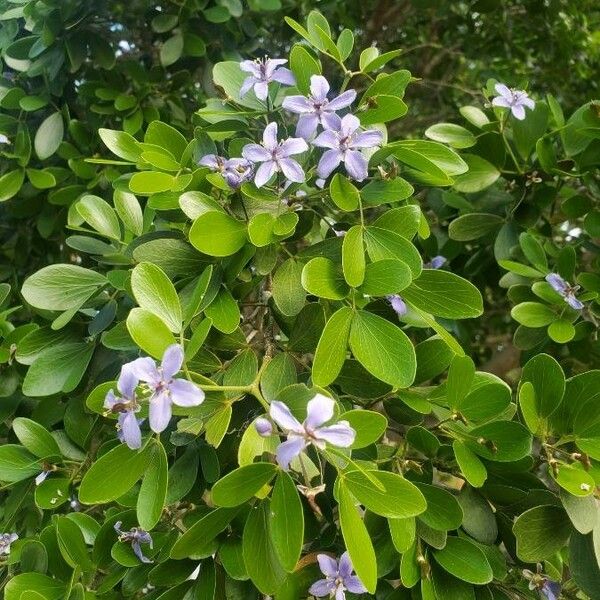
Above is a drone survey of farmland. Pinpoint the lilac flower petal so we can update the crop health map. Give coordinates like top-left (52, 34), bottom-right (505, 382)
top-left (132, 540), bottom-right (153, 563)
top-left (344, 150), bottom-right (369, 181)
top-left (511, 104), bottom-right (526, 120)
top-left (239, 60), bottom-right (260, 75)
top-left (320, 112), bottom-right (342, 131)
top-left (338, 551), bottom-right (353, 578)
top-left (429, 255), bottom-right (446, 269)
top-left (149, 392), bottom-right (172, 433)
top-left (313, 129), bottom-right (339, 149)
top-left (491, 96), bottom-right (511, 108)
top-left (279, 158), bottom-right (305, 183)
top-left (114, 521), bottom-right (124, 535)
top-left (388, 294), bottom-right (408, 316)
top-left (263, 122), bottom-right (278, 150)
top-left (566, 295), bottom-right (584, 310)
top-left (254, 81), bottom-right (269, 101)
top-left (310, 75), bottom-right (330, 101)
top-left (545, 273), bottom-right (568, 294)
top-left (104, 389), bottom-right (118, 410)
top-left (254, 417), bottom-right (273, 437)
top-left (304, 394), bottom-right (335, 430)
top-left (280, 137), bottom-right (309, 157)
top-left (120, 411), bottom-right (142, 450)
top-left (255, 161), bottom-right (277, 187)
top-left (0, 134), bottom-right (9, 145)
top-left (271, 67), bottom-right (295, 86)
top-left (521, 96), bottom-right (536, 110)
top-left (340, 114), bottom-right (361, 137)
top-left (351, 130), bottom-right (383, 149)
top-left (117, 365), bottom-right (138, 399)
top-left (240, 76), bottom-right (256, 98)
top-left (276, 436), bottom-right (306, 470)
top-left (242, 143), bottom-right (271, 163)
top-left (314, 422), bottom-right (355, 447)
top-left (199, 154), bottom-right (220, 169)
top-left (269, 401), bottom-right (304, 433)
top-left (542, 580), bottom-right (561, 600)
top-left (265, 58), bottom-right (288, 76)
top-left (334, 586), bottom-right (346, 600)
top-left (309, 579), bottom-right (336, 597)
top-left (282, 95), bottom-right (313, 114)
top-left (494, 83), bottom-right (512, 100)
top-left (317, 553), bottom-right (339, 577)
top-left (317, 149), bottom-right (342, 178)
top-left (296, 114), bottom-right (320, 140)
top-left (327, 89), bottom-right (357, 111)
top-left (344, 575), bottom-right (367, 594)
top-left (169, 378), bottom-right (205, 406)
top-left (161, 344), bottom-right (184, 380)
top-left (127, 357), bottom-right (159, 384)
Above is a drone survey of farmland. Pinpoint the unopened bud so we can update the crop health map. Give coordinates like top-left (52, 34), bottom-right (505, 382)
top-left (255, 417), bottom-right (273, 437)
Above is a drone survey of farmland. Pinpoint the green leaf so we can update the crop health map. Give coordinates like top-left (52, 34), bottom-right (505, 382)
top-left (453, 441), bottom-right (487, 488)
top-left (349, 310), bottom-right (416, 388)
top-left (76, 194), bottom-right (121, 240)
top-left (312, 306), bottom-right (353, 387)
top-left (0, 169), bottom-right (25, 202)
top-left (364, 227), bottom-right (422, 277)
top-left (212, 463), bottom-right (278, 507)
top-left (131, 262), bottom-right (182, 333)
top-left (22, 264), bottom-right (107, 311)
top-left (388, 517), bottom-right (416, 553)
top-left (114, 190), bottom-right (143, 236)
top-left (570, 531), bottom-right (600, 599)
top-left (5, 574), bottom-right (65, 600)
top-left (126, 307), bottom-right (177, 359)
top-left (416, 483), bottom-right (463, 531)
top-left (425, 123), bottom-right (476, 149)
top-left (513, 505), bottom-right (571, 562)
top-left (361, 178), bottom-right (414, 206)
top-left (360, 259), bottom-right (412, 296)
top-left (301, 257), bottom-right (349, 300)
top-left (26, 168), bottom-right (56, 189)
top-left (330, 173), bottom-right (360, 211)
top-left (338, 481), bottom-right (377, 593)
top-left (457, 486), bottom-right (497, 544)
top-left (433, 537), bottom-right (493, 584)
top-left (342, 226), bottom-right (365, 287)
top-left (272, 259), bottom-right (306, 317)
top-left (213, 61), bottom-right (264, 110)
top-left (402, 269), bottom-right (483, 319)
top-left (453, 155), bottom-right (500, 193)
top-left (513, 103), bottom-right (549, 158)
top-left (243, 500), bottom-right (286, 594)
top-left (552, 464), bottom-right (595, 497)
top-left (359, 95), bottom-right (407, 126)
top-left (520, 353), bottom-right (565, 418)
top-left (446, 355), bottom-right (475, 411)
top-left (289, 44), bottom-right (321, 95)
top-left (511, 302), bottom-right (556, 327)
top-left (270, 471), bottom-right (304, 572)
top-left (56, 516), bottom-right (94, 571)
top-left (99, 128), bottom-right (141, 162)
top-left (373, 205), bottom-right (421, 239)
top-left (548, 319), bottom-right (576, 343)
top-left (79, 443), bottom-right (152, 504)
top-left (344, 470), bottom-right (426, 518)
top-left (137, 441), bottom-right (168, 530)
top-left (465, 421), bottom-right (532, 462)
top-left (34, 112), bottom-right (63, 160)
top-left (160, 33), bottom-right (184, 67)
top-left (448, 213), bottom-right (504, 241)
top-left (189, 211), bottom-right (247, 257)
top-left (129, 171), bottom-right (176, 195)
top-left (170, 507), bottom-right (240, 559)
top-left (560, 491), bottom-right (597, 534)
top-left (12, 417), bottom-right (61, 459)
top-left (459, 106), bottom-right (490, 128)
top-left (519, 232), bottom-right (547, 270)
top-left (342, 409), bottom-right (387, 448)
top-left (0, 445), bottom-right (41, 482)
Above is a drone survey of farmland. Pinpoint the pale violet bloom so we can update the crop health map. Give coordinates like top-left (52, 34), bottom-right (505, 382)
top-left (492, 84), bottom-right (535, 120)
top-left (115, 522), bottom-right (153, 563)
top-left (313, 114), bottom-right (383, 182)
top-left (239, 57), bottom-right (295, 101)
top-left (35, 470), bottom-right (51, 486)
top-left (523, 569), bottom-right (561, 600)
top-left (104, 364), bottom-right (142, 450)
top-left (0, 134), bottom-right (9, 144)
top-left (282, 75), bottom-right (357, 140)
top-left (128, 344), bottom-right (205, 434)
top-left (545, 273), bottom-right (584, 310)
top-left (387, 294), bottom-right (407, 317)
top-left (426, 255), bottom-right (446, 269)
top-left (309, 552), bottom-right (367, 600)
top-left (199, 154), bottom-right (252, 188)
top-left (242, 122), bottom-right (308, 188)
top-left (254, 417), bottom-right (273, 437)
top-left (0, 533), bottom-right (18, 555)
top-left (269, 394), bottom-right (355, 470)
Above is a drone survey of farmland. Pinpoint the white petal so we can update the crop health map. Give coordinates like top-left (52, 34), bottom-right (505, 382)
top-left (269, 401), bottom-right (304, 433)
top-left (282, 95), bottom-right (313, 114)
top-left (263, 122), bottom-right (278, 150)
top-left (310, 75), bottom-right (330, 101)
top-left (254, 161), bottom-right (277, 187)
top-left (304, 393), bottom-right (335, 430)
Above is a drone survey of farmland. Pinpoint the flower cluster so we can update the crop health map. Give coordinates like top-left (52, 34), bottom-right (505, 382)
top-left (199, 65), bottom-right (383, 190)
top-left (104, 344), bottom-right (204, 448)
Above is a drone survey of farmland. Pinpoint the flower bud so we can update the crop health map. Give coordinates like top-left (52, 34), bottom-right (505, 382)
top-left (254, 417), bottom-right (273, 437)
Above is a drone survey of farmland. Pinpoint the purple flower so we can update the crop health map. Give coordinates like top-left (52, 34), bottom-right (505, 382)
top-left (242, 122), bottom-right (308, 188)
top-left (239, 57), bottom-right (295, 101)
top-left (199, 154), bottom-right (253, 188)
top-left (313, 114), bottom-right (383, 182)
top-left (114, 521), bottom-right (153, 563)
top-left (254, 417), bottom-right (273, 437)
top-left (104, 364), bottom-right (142, 450)
top-left (269, 394), bottom-right (355, 470)
top-left (0, 533), bottom-right (18, 555)
top-left (309, 552), bottom-right (367, 600)
top-left (128, 344), bottom-right (205, 434)
top-left (426, 255), bottom-right (446, 269)
top-left (545, 273), bottom-right (584, 310)
top-left (282, 75), bottom-right (357, 140)
top-left (523, 570), bottom-right (561, 600)
top-left (387, 294), bottom-right (407, 316)
top-left (492, 84), bottom-right (535, 120)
